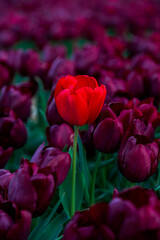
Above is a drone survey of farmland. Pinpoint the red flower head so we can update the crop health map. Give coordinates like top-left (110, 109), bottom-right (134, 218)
top-left (55, 75), bottom-right (106, 126)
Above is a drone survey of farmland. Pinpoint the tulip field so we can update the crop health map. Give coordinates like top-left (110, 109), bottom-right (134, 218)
top-left (1, 0), bottom-right (160, 239)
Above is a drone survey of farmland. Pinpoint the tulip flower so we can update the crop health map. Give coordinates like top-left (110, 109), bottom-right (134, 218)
top-left (0, 146), bottom-right (13, 168)
top-left (0, 80), bottom-right (37, 121)
top-left (41, 58), bottom-right (75, 90)
top-left (0, 109), bottom-right (27, 149)
top-left (0, 169), bottom-right (13, 188)
top-left (63, 186), bottom-right (160, 240)
top-left (8, 49), bottom-right (40, 77)
top-left (31, 143), bottom-right (71, 186)
top-left (73, 44), bottom-right (99, 74)
top-left (108, 186), bottom-right (160, 240)
top-left (46, 123), bottom-right (74, 150)
top-left (8, 159), bottom-right (56, 217)
top-left (0, 201), bottom-right (32, 240)
top-left (93, 105), bottom-right (123, 153)
top-left (46, 91), bottom-right (64, 125)
top-left (0, 64), bottom-right (14, 89)
top-left (118, 135), bottom-right (160, 182)
top-left (55, 75), bottom-right (106, 126)
top-left (63, 202), bottom-right (115, 240)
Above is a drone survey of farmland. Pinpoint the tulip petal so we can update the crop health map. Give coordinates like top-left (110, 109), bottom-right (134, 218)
top-left (8, 169), bottom-right (37, 213)
top-left (74, 75), bottom-right (98, 90)
top-left (77, 85), bottom-right (106, 124)
top-left (31, 173), bottom-right (55, 217)
top-left (56, 89), bottom-right (89, 126)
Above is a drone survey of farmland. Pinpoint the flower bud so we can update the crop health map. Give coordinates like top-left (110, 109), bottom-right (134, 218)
top-left (46, 123), bottom-right (74, 150)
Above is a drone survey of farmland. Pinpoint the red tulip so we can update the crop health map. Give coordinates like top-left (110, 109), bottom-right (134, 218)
top-left (55, 75), bottom-right (106, 126)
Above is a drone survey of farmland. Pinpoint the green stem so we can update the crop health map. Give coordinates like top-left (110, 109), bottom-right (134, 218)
top-left (71, 126), bottom-right (79, 217)
top-left (90, 152), bottom-right (102, 205)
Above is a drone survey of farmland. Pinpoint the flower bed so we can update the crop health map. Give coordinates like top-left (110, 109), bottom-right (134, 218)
top-left (1, 0), bottom-right (160, 239)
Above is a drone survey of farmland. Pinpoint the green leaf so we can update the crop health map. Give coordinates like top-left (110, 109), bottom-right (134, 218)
top-left (13, 40), bottom-right (38, 50)
top-left (77, 135), bottom-right (91, 205)
top-left (28, 195), bottom-right (64, 240)
top-left (78, 135), bottom-right (91, 186)
top-left (38, 212), bottom-right (68, 240)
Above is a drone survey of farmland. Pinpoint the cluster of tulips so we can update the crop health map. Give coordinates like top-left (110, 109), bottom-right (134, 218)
top-left (1, 0), bottom-right (160, 239)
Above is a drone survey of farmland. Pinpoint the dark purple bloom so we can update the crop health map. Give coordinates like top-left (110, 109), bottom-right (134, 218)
top-left (73, 44), bottom-right (99, 74)
top-left (108, 186), bottom-right (160, 240)
top-left (42, 44), bottom-right (66, 63)
top-left (0, 169), bottom-right (13, 187)
top-left (93, 105), bottom-right (123, 153)
top-left (8, 159), bottom-right (56, 217)
top-left (46, 90), bottom-right (64, 125)
top-left (131, 54), bottom-right (159, 77)
top-left (46, 123), bottom-right (74, 150)
top-left (8, 49), bottom-right (40, 77)
top-left (148, 72), bottom-right (160, 98)
top-left (0, 80), bottom-right (36, 121)
top-left (126, 71), bottom-right (145, 98)
top-left (79, 127), bottom-right (95, 158)
top-left (118, 135), bottom-right (160, 182)
top-left (41, 57), bottom-right (75, 90)
top-left (0, 146), bottom-right (13, 168)
top-left (63, 202), bottom-right (115, 240)
top-left (63, 186), bottom-right (160, 240)
top-left (31, 143), bottom-right (71, 186)
top-left (0, 64), bottom-right (14, 89)
top-left (0, 109), bottom-right (27, 149)
top-left (0, 201), bottom-right (31, 240)
top-left (118, 108), bottom-right (155, 140)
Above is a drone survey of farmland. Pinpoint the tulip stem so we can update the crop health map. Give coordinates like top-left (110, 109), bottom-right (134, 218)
top-left (90, 152), bottom-right (102, 206)
top-left (71, 125), bottom-right (79, 217)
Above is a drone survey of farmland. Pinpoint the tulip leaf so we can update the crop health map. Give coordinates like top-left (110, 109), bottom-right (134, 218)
top-left (38, 212), bottom-right (68, 240)
top-left (28, 195), bottom-right (64, 240)
top-left (59, 157), bottom-right (84, 218)
top-left (78, 135), bottom-right (91, 185)
top-left (77, 135), bottom-right (91, 205)
top-left (38, 109), bottom-right (48, 131)
top-left (13, 40), bottom-right (38, 50)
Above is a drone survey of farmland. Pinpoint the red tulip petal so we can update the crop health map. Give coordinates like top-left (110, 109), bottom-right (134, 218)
top-left (74, 75), bottom-right (98, 90)
top-left (54, 76), bottom-right (77, 98)
top-left (56, 89), bottom-right (89, 126)
top-left (77, 85), bottom-right (106, 124)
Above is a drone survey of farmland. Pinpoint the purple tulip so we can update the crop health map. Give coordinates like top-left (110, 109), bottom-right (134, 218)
top-left (8, 159), bottom-right (56, 217)
top-left (0, 146), bottom-right (13, 168)
top-left (8, 49), bottom-right (40, 77)
top-left (126, 70), bottom-right (145, 98)
top-left (46, 123), bottom-right (74, 150)
top-left (31, 143), bottom-right (71, 186)
top-left (131, 54), bottom-right (159, 77)
top-left (0, 64), bottom-right (14, 89)
top-left (73, 44), bottom-right (99, 74)
top-left (148, 72), bottom-right (160, 98)
top-left (0, 169), bottom-right (13, 187)
top-left (93, 105), bottom-right (123, 153)
top-left (0, 80), bottom-right (36, 121)
top-left (118, 135), bottom-right (160, 182)
top-left (42, 44), bottom-right (66, 63)
top-left (108, 186), bottom-right (160, 240)
top-left (63, 186), bottom-right (160, 240)
top-left (118, 108), bottom-right (155, 140)
top-left (0, 109), bottom-right (27, 149)
top-left (41, 57), bottom-right (75, 89)
top-left (0, 201), bottom-right (31, 240)
top-left (79, 127), bottom-right (95, 158)
top-left (63, 202), bottom-right (115, 240)
top-left (46, 91), bottom-right (64, 125)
